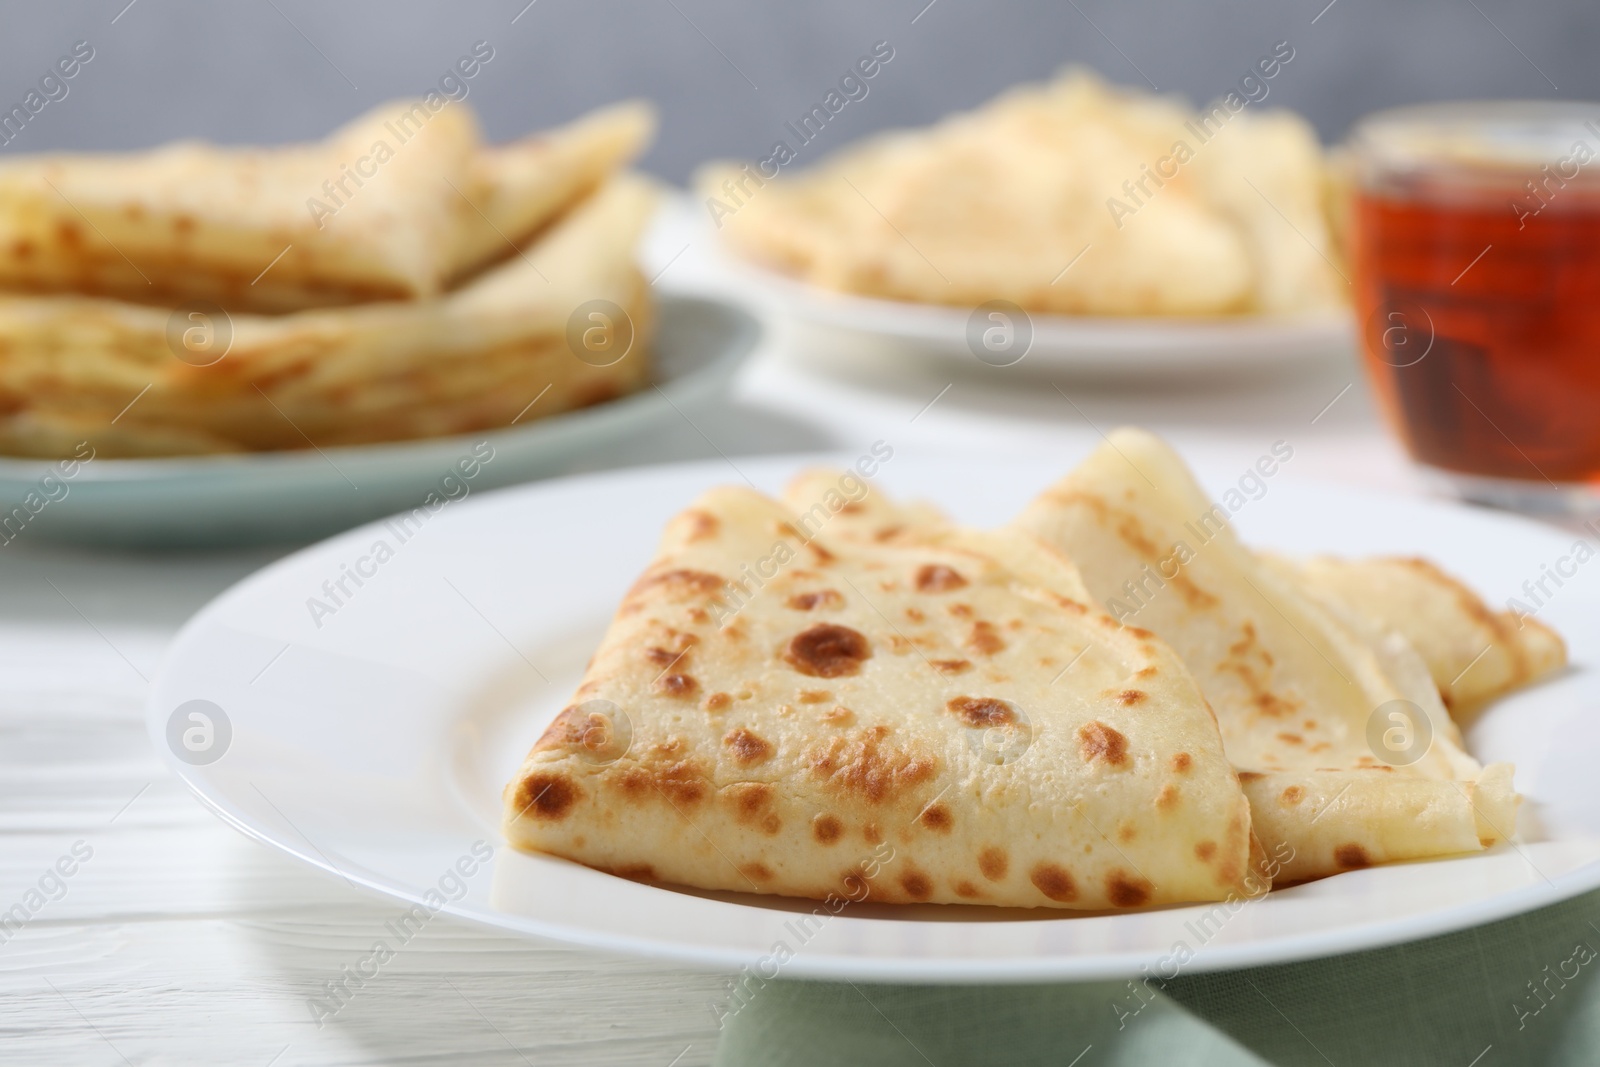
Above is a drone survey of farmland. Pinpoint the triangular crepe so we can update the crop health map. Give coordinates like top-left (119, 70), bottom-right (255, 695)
top-left (786, 469), bottom-right (1566, 720)
top-left (445, 101), bottom-right (655, 285)
top-left (0, 100), bottom-right (654, 315)
top-left (0, 100), bottom-right (478, 312)
top-left (704, 69), bottom-right (1343, 316)
top-left (504, 483), bottom-right (1263, 909)
top-left (1182, 108), bottom-right (1346, 315)
top-left (0, 176), bottom-right (656, 456)
top-left (1270, 555), bottom-right (1565, 714)
top-left (1010, 429), bottom-right (1518, 885)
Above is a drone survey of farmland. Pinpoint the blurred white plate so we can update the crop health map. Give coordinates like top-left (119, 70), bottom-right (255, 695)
top-left (644, 193), bottom-right (1355, 377)
top-left (149, 453), bottom-right (1600, 982)
top-left (0, 295), bottom-right (757, 547)
top-left (738, 261), bottom-right (1355, 377)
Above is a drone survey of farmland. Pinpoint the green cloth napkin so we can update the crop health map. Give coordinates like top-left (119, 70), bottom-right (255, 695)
top-left (713, 889), bottom-right (1600, 1066)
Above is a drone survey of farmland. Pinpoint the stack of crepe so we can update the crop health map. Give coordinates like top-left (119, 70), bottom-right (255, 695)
top-left (0, 99), bottom-right (658, 457)
top-left (504, 429), bottom-right (1564, 909)
top-left (702, 69), bottom-right (1345, 317)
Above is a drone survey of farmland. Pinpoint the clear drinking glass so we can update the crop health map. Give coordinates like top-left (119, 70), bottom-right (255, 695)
top-left (1348, 101), bottom-right (1600, 514)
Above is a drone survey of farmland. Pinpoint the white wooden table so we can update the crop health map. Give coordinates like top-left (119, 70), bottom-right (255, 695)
top-left (0, 255), bottom-right (1424, 1064)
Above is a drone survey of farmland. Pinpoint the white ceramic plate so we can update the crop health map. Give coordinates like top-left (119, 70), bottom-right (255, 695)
top-left (0, 296), bottom-right (757, 547)
top-left (736, 262), bottom-right (1355, 377)
top-left (148, 454), bottom-right (1600, 982)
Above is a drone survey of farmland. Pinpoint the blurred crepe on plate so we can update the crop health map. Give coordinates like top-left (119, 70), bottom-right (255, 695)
top-left (0, 99), bottom-right (659, 458)
top-left (0, 177), bottom-right (657, 457)
top-left (0, 99), bottom-right (655, 313)
top-left (703, 69), bottom-right (1344, 317)
top-left (446, 102), bottom-right (655, 286)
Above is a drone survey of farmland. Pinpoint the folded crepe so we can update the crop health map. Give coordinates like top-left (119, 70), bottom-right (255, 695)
top-left (446, 101), bottom-right (655, 286)
top-left (1271, 555), bottom-right (1565, 714)
top-left (0, 99), bottom-right (654, 314)
top-left (792, 468), bottom-right (1567, 720)
top-left (704, 69), bottom-right (1343, 317)
top-left (504, 482), bottom-right (1265, 909)
top-left (0, 176), bottom-right (657, 456)
top-left (1182, 108), bottom-right (1346, 315)
top-left (1009, 429), bottom-right (1519, 884)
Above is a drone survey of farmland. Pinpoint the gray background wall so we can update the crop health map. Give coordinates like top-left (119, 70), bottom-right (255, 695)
top-left (0, 1), bottom-right (1593, 181)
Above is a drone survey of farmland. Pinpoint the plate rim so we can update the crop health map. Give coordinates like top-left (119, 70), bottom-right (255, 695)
top-left (165, 766), bottom-right (1600, 983)
top-left (146, 452), bottom-right (1600, 981)
top-left (727, 253), bottom-right (1354, 342)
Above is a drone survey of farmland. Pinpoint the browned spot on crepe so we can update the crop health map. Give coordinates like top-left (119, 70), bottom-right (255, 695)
top-left (628, 568), bottom-right (724, 601)
top-left (1106, 871), bottom-right (1152, 907)
top-left (808, 725), bottom-right (936, 803)
top-left (1335, 844), bottom-right (1372, 869)
top-left (813, 813), bottom-right (843, 844)
top-left (966, 621), bottom-right (1006, 655)
top-left (514, 773), bottom-right (577, 820)
top-left (788, 589), bottom-right (844, 611)
top-left (915, 564), bottom-right (968, 592)
top-left (653, 673), bottom-right (699, 698)
top-left (532, 705), bottom-right (611, 756)
top-left (683, 510), bottom-right (718, 541)
top-left (1030, 862), bottom-right (1077, 902)
top-left (1078, 721), bottom-right (1129, 766)
top-left (978, 847), bottom-right (1008, 881)
top-left (724, 782), bottom-right (782, 834)
top-left (947, 696), bottom-right (1016, 727)
top-left (613, 864), bottom-right (655, 882)
top-left (900, 868), bottom-right (934, 900)
top-left (786, 623), bottom-right (871, 677)
top-left (919, 803), bottom-right (953, 832)
top-left (618, 760), bottom-right (707, 806)
top-left (724, 727), bottom-right (774, 766)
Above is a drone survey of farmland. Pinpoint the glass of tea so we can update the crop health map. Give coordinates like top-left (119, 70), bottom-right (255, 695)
top-left (1348, 102), bottom-right (1600, 514)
